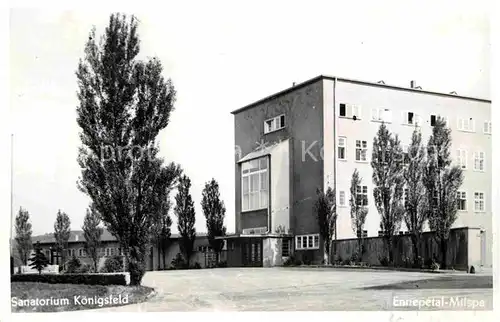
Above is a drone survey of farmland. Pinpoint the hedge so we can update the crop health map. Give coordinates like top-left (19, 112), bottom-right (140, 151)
top-left (11, 273), bottom-right (127, 286)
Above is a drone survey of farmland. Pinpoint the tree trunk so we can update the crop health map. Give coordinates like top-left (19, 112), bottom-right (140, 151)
top-left (157, 241), bottom-right (161, 270)
top-left (162, 249), bottom-right (166, 269)
top-left (411, 233), bottom-right (420, 267)
top-left (440, 238), bottom-right (447, 269)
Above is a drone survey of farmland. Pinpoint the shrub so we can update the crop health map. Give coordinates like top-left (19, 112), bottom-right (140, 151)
top-left (283, 256), bottom-right (294, 267)
top-left (76, 263), bottom-right (91, 273)
top-left (100, 256), bottom-right (123, 273)
top-left (11, 273), bottom-right (126, 285)
top-left (171, 253), bottom-right (186, 269)
top-left (413, 256), bottom-right (424, 269)
top-left (192, 262), bottom-right (202, 269)
top-left (65, 256), bottom-right (82, 274)
top-left (293, 256), bottom-right (303, 266)
top-left (350, 252), bottom-right (360, 264)
top-left (216, 261), bottom-right (227, 268)
top-left (379, 256), bottom-right (389, 267)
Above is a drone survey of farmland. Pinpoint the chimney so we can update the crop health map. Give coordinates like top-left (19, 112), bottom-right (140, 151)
top-left (410, 80), bottom-right (416, 89)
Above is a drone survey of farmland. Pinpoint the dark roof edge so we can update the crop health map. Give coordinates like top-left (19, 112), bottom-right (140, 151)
top-left (231, 75), bottom-right (491, 115)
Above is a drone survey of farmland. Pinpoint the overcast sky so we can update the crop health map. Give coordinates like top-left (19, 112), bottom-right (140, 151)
top-left (9, 1), bottom-right (490, 236)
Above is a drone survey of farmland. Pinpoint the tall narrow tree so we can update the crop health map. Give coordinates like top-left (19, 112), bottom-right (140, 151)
top-left (314, 187), bottom-right (337, 265)
top-left (76, 14), bottom-right (179, 285)
top-left (14, 207), bottom-right (32, 266)
top-left (403, 127), bottom-right (428, 266)
top-left (201, 178), bottom-right (227, 265)
top-left (160, 213), bottom-right (173, 269)
top-left (371, 123), bottom-right (405, 264)
top-left (423, 117), bottom-right (463, 268)
top-left (82, 205), bottom-right (103, 272)
top-left (350, 169), bottom-right (368, 258)
top-left (54, 210), bottom-right (71, 270)
top-left (175, 175), bottom-right (196, 267)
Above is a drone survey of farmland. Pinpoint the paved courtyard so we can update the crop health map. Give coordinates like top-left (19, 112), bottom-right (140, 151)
top-left (97, 268), bottom-right (493, 311)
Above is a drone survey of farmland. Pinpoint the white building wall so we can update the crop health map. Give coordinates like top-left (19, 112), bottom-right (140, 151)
top-left (270, 141), bottom-right (291, 233)
top-left (327, 79), bottom-right (491, 265)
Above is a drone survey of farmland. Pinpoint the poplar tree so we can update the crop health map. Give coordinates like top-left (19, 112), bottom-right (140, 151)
top-left (15, 207), bottom-right (32, 266)
top-left (76, 13), bottom-right (179, 285)
top-left (201, 178), bottom-right (227, 265)
top-left (314, 187), bottom-right (336, 264)
top-left (423, 117), bottom-right (463, 268)
top-left (371, 123), bottom-right (404, 264)
top-left (175, 175), bottom-right (196, 267)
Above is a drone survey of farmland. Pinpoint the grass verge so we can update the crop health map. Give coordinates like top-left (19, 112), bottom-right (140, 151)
top-left (11, 282), bottom-right (154, 312)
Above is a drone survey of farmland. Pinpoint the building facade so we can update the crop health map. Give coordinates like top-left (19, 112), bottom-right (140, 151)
top-left (230, 75), bottom-right (492, 267)
top-left (21, 230), bottom-right (221, 272)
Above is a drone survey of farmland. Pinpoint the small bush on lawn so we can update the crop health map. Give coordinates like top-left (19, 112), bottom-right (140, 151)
top-left (192, 262), bottom-right (202, 269)
top-left (65, 256), bottom-right (82, 274)
top-left (11, 273), bottom-right (126, 285)
top-left (100, 256), bottom-right (123, 273)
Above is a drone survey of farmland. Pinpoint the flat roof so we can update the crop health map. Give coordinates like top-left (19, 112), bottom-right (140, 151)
top-left (231, 75), bottom-right (491, 115)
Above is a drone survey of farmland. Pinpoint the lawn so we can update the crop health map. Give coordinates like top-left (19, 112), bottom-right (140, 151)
top-left (11, 282), bottom-right (154, 312)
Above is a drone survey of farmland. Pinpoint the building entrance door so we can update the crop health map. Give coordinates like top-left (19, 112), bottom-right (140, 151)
top-left (242, 238), bottom-right (262, 267)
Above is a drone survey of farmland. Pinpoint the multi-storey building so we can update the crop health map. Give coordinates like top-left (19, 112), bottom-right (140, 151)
top-left (230, 75), bottom-right (491, 268)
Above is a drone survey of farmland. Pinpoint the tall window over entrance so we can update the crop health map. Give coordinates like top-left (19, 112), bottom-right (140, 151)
top-left (242, 157), bottom-right (269, 211)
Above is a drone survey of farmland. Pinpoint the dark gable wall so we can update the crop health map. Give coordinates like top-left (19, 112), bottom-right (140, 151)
top-left (233, 80), bottom-right (324, 235)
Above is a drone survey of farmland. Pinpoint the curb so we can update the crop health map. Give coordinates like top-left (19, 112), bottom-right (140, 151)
top-left (287, 265), bottom-right (468, 274)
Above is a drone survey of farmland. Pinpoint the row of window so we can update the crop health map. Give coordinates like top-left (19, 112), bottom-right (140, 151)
top-left (338, 103), bottom-right (492, 134)
top-left (295, 234), bottom-right (320, 250)
top-left (456, 150), bottom-right (486, 171)
top-left (66, 247), bottom-right (122, 258)
top-left (338, 187), bottom-right (486, 212)
top-left (338, 136), bottom-right (487, 171)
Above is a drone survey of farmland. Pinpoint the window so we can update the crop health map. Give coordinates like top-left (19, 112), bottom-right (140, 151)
top-left (432, 190), bottom-right (438, 208)
top-left (378, 231), bottom-right (386, 237)
top-left (110, 248), bottom-right (115, 256)
top-left (356, 230), bottom-right (368, 238)
top-left (456, 149), bottom-right (467, 169)
top-left (282, 239), bottom-right (290, 257)
top-left (483, 121), bottom-right (492, 134)
top-left (339, 103), bottom-right (361, 119)
top-left (458, 118), bottom-right (475, 132)
top-left (339, 190), bottom-right (346, 207)
top-left (264, 114), bottom-right (286, 134)
top-left (430, 115), bottom-right (437, 126)
top-left (339, 103), bottom-right (346, 117)
top-left (355, 140), bottom-right (368, 162)
top-left (371, 108), bottom-right (392, 123)
top-left (473, 152), bottom-right (485, 171)
top-left (295, 234), bottom-right (320, 250)
top-left (79, 249), bottom-right (86, 257)
top-left (403, 111), bottom-right (422, 126)
top-left (106, 248), bottom-right (110, 256)
top-left (474, 192), bottom-right (485, 212)
top-left (407, 112), bottom-right (414, 125)
top-left (241, 157), bottom-right (269, 211)
top-left (356, 185), bottom-right (368, 206)
top-left (457, 191), bottom-right (467, 211)
top-left (403, 188), bottom-right (409, 208)
top-left (45, 250), bottom-right (50, 259)
top-left (338, 137), bottom-right (346, 160)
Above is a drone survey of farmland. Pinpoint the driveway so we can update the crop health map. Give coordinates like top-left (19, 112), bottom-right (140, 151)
top-left (97, 267), bottom-right (493, 311)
